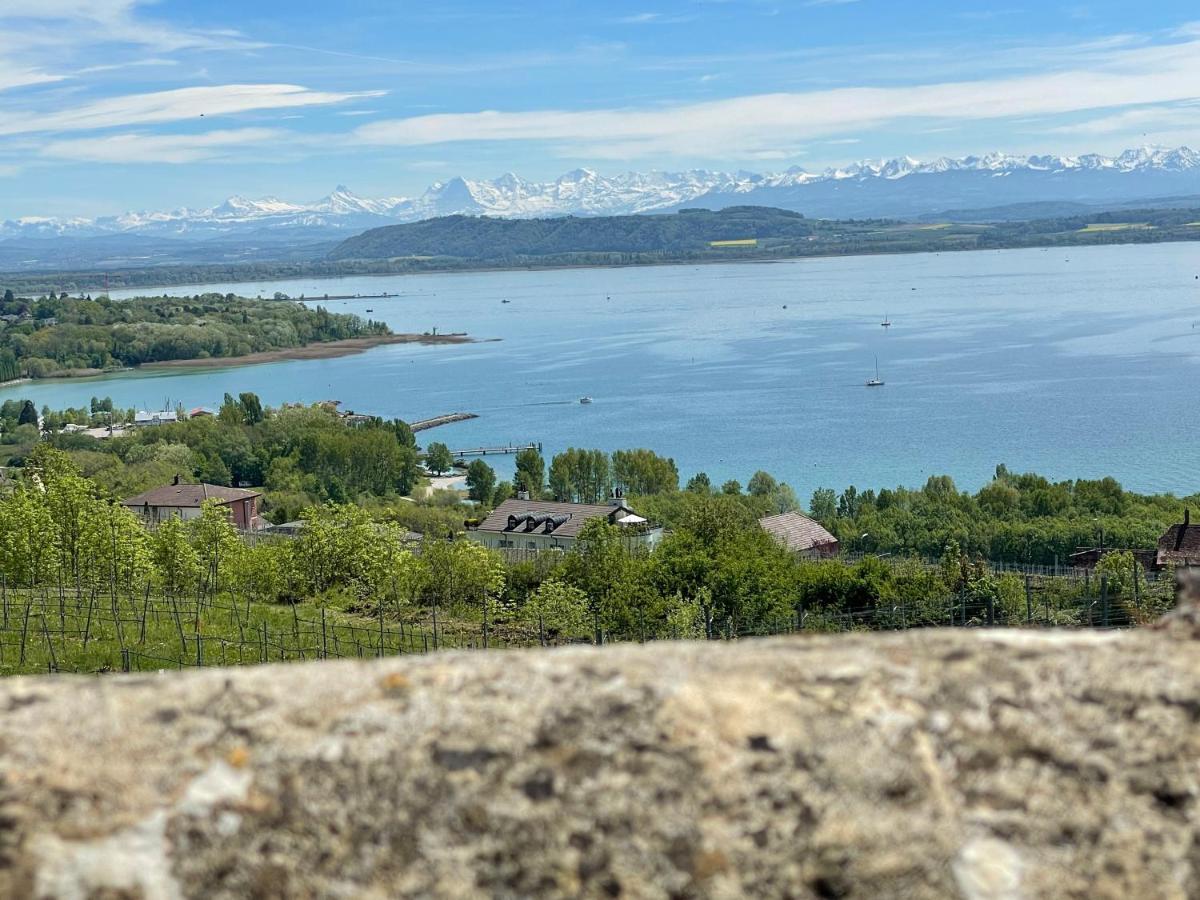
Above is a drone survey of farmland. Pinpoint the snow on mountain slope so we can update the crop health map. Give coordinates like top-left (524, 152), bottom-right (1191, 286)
top-left (3, 146), bottom-right (1199, 241)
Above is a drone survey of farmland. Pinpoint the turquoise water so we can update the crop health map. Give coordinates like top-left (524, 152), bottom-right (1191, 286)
top-left (5, 242), bottom-right (1200, 497)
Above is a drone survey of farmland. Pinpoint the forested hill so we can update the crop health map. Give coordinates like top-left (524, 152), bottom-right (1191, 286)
top-left (328, 206), bottom-right (815, 260)
top-left (328, 203), bottom-right (1200, 264)
top-left (0, 293), bottom-right (388, 379)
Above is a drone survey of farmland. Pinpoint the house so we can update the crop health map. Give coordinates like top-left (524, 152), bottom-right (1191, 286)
top-left (759, 511), bottom-right (840, 558)
top-left (188, 406), bottom-right (215, 419)
top-left (133, 410), bottom-right (178, 427)
top-left (1157, 510), bottom-right (1200, 570)
top-left (470, 495), bottom-right (663, 552)
top-left (123, 476), bottom-right (263, 530)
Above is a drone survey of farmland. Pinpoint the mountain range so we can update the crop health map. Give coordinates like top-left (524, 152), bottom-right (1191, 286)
top-left (3, 147), bottom-right (1200, 270)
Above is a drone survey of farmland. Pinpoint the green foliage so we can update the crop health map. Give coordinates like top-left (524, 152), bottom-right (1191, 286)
top-left (0, 293), bottom-right (387, 377)
top-left (425, 442), bottom-right (454, 476)
top-left (513, 448), bottom-right (544, 498)
top-left (465, 459), bottom-right (497, 504)
top-left (522, 580), bottom-right (589, 645)
top-left (612, 448), bottom-right (679, 495)
top-left (549, 448), bottom-right (611, 503)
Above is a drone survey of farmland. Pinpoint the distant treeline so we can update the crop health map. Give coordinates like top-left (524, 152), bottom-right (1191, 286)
top-left (0, 291), bottom-right (388, 378)
top-left (3, 203), bottom-right (1199, 294)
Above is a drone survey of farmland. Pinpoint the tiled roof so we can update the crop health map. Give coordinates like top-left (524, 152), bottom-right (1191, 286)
top-left (1158, 520), bottom-right (1200, 565)
top-left (122, 482), bottom-right (260, 509)
top-left (476, 498), bottom-right (631, 540)
top-left (759, 512), bottom-right (838, 553)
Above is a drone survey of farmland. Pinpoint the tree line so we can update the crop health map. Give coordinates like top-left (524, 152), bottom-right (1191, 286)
top-left (0, 291), bottom-right (387, 377)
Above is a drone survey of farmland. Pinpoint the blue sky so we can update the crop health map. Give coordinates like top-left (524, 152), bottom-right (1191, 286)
top-left (2, 0), bottom-right (1199, 217)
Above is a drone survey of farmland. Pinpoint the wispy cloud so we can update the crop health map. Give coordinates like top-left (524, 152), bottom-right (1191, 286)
top-left (40, 127), bottom-right (284, 163)
top-left (0, 84), bottom-right (384, 136)
top-left (0, 0), bottom-right (260, 52)
top-left (352, 37), bottom-right (1200, 159)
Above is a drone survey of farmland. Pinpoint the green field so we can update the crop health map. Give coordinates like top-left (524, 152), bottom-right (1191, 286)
top-left (0, 588), bottom-right (467, 675)
top-left (1080, 222), bottom-right (1155, 233)
top-left (709, 238), bottom-right (759, 248)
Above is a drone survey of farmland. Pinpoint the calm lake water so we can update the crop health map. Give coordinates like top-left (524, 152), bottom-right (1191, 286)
top-left (5, 243), bottom-right (1200, 497)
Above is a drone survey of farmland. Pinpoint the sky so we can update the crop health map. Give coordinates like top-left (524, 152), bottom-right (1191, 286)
top-left (2, 0), bottom-right (1200, 218)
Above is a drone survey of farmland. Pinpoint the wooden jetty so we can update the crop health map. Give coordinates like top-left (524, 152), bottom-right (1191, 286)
top-left (410, 412), bottom-right (479, 433)
top-left (451, 442), bottom-right (541, 458)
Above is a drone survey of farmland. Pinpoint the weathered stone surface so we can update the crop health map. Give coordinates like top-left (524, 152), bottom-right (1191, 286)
top-left (1, 629), bottom-right (1198, 898)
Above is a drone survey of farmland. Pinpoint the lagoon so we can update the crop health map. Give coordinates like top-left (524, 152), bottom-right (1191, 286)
top-left (4, 242), bottom-right (1199, 497)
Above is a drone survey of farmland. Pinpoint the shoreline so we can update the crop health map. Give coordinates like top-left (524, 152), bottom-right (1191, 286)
top-left (13, 232), bottom-right (1200, 297)
top-left (138, 333), bottom-right (473, 370)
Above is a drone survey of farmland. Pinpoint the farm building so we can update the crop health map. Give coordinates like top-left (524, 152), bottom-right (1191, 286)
top-left (759, 511), bottom-right (840, 558)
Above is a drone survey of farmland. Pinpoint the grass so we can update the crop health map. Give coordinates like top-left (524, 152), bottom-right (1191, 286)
top-left (709, 239), bottom-right (758, 248)
top-left (0, 587), bottom-right (452, 676)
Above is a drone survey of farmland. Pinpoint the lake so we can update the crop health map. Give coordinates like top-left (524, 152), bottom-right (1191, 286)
top-left (4, 242), bottom-right (1200, 498)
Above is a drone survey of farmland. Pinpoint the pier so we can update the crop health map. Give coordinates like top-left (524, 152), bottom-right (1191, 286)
top-left (410, 412), bottom-right (479, 432)
top-left (451, 442), bottom-right (541, 458)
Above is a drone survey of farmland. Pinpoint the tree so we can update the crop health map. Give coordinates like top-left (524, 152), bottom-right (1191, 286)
top-left (612, 448), bottom-right (678, 495)
top-left (747, 471), bottom-right (778, 497)
top-left (238, 392), bottom-right (264, 425)
top-left (721, 480), bottom-right (742, 496)
top-left (425, 442), bottom-right (454, 476)
top-left (809, 488), bottom-right (837, 522)
top-left (522, 580), bottom-right (589, 645)
top-left (17, 400), bottom-right (37, 427)
top-left (686, 472), bottom-right (712, 494)
top-left (549, 448), bottom-right (610, 503)
top-left (514, 448), bottom-right (544, 498)
top-left (466, 459), bottom-right (497, 504)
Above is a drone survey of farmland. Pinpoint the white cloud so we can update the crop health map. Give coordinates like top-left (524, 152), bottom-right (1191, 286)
top-left (0, 0), bottom-right (258, 52)
top-left (40, 127), bottom-right (283, 163)
top-left (0, 61), bottom-right (63, 92)
top-left (352, 37), bottom-right (1200, 159)
top-left (0, 84), bottom-right (384, 136)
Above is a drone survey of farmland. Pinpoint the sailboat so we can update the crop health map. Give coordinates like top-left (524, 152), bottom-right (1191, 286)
top-left (866, 357), bottom-right (884, 387)
top-left (880, 313), bottom-right (891, 328)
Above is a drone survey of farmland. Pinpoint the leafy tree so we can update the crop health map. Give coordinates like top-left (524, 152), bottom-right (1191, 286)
top-left (513, 448), bottom-right (545, 498)
top-left (809, 488), bottom-right (837, 522)
top-left (466, 459), bottom-right (497, 504)
top-left (612, 448), bottom-right (678, 495)
top-left (238, 392), bottom-right (264, 426)
top-left (17, 400), bottom-right (37, 427)
top-left (425, 442), bottom-right (454, 476)
top-left (522, 580), bottom-right (589, 645)
top-left (721, 479), bottom-right (742, 496)
top-left (686, 472), bottom-right (712, 494)
top-left (747, 471), bottom-right (778, 498)
top-left (549, 448), bottom-right (610, 503)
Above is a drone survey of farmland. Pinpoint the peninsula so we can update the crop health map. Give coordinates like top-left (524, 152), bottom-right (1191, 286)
top-left (0, 291), bottom-right (465, 382)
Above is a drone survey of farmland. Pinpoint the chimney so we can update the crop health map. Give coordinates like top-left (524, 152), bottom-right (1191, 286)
top-left (1175, 509), bottom-right (1190, 552)
top-left (172, 473), bottom-right (181, 486)
top-left (609, 488), bottom-right (630, 512)
top-left (517, 490), bottom-right (530, 501)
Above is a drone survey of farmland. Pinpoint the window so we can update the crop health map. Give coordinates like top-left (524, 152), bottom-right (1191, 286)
top-left (527, 541), bottom-right (538, 550)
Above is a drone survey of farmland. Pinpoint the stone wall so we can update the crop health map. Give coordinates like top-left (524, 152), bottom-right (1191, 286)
top-left (2, 628), bottom-right (1198, 898)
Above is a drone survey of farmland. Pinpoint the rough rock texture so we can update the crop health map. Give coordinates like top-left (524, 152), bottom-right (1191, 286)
top-left (2, 629), bottom-right (1199, 899)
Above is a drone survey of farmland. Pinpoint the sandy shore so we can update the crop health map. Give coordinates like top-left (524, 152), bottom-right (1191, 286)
top-left (139, 333), bottom-right (472, 370)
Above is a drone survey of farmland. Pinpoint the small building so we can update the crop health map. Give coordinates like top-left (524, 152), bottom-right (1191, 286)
top-left (1158, 510), bottom-right (1200, 570)
top-left (470, 495), bottom-right (663, 552)
top-left (759, 511), bottom-right (840, 558)
top-left (133, 410), bottom-right (178, 427)
top-left (123, 476), bottom-right (263, 530)
top-left (188, 406), bottom-right (215, 419)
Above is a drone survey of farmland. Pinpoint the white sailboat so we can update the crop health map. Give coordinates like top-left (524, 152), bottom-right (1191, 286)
top-left (866, 357), bottom-right (884, 387)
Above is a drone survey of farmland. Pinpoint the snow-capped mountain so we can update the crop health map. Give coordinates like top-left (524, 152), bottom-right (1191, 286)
top-left (4, 146), bottom-right (1200, 243)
